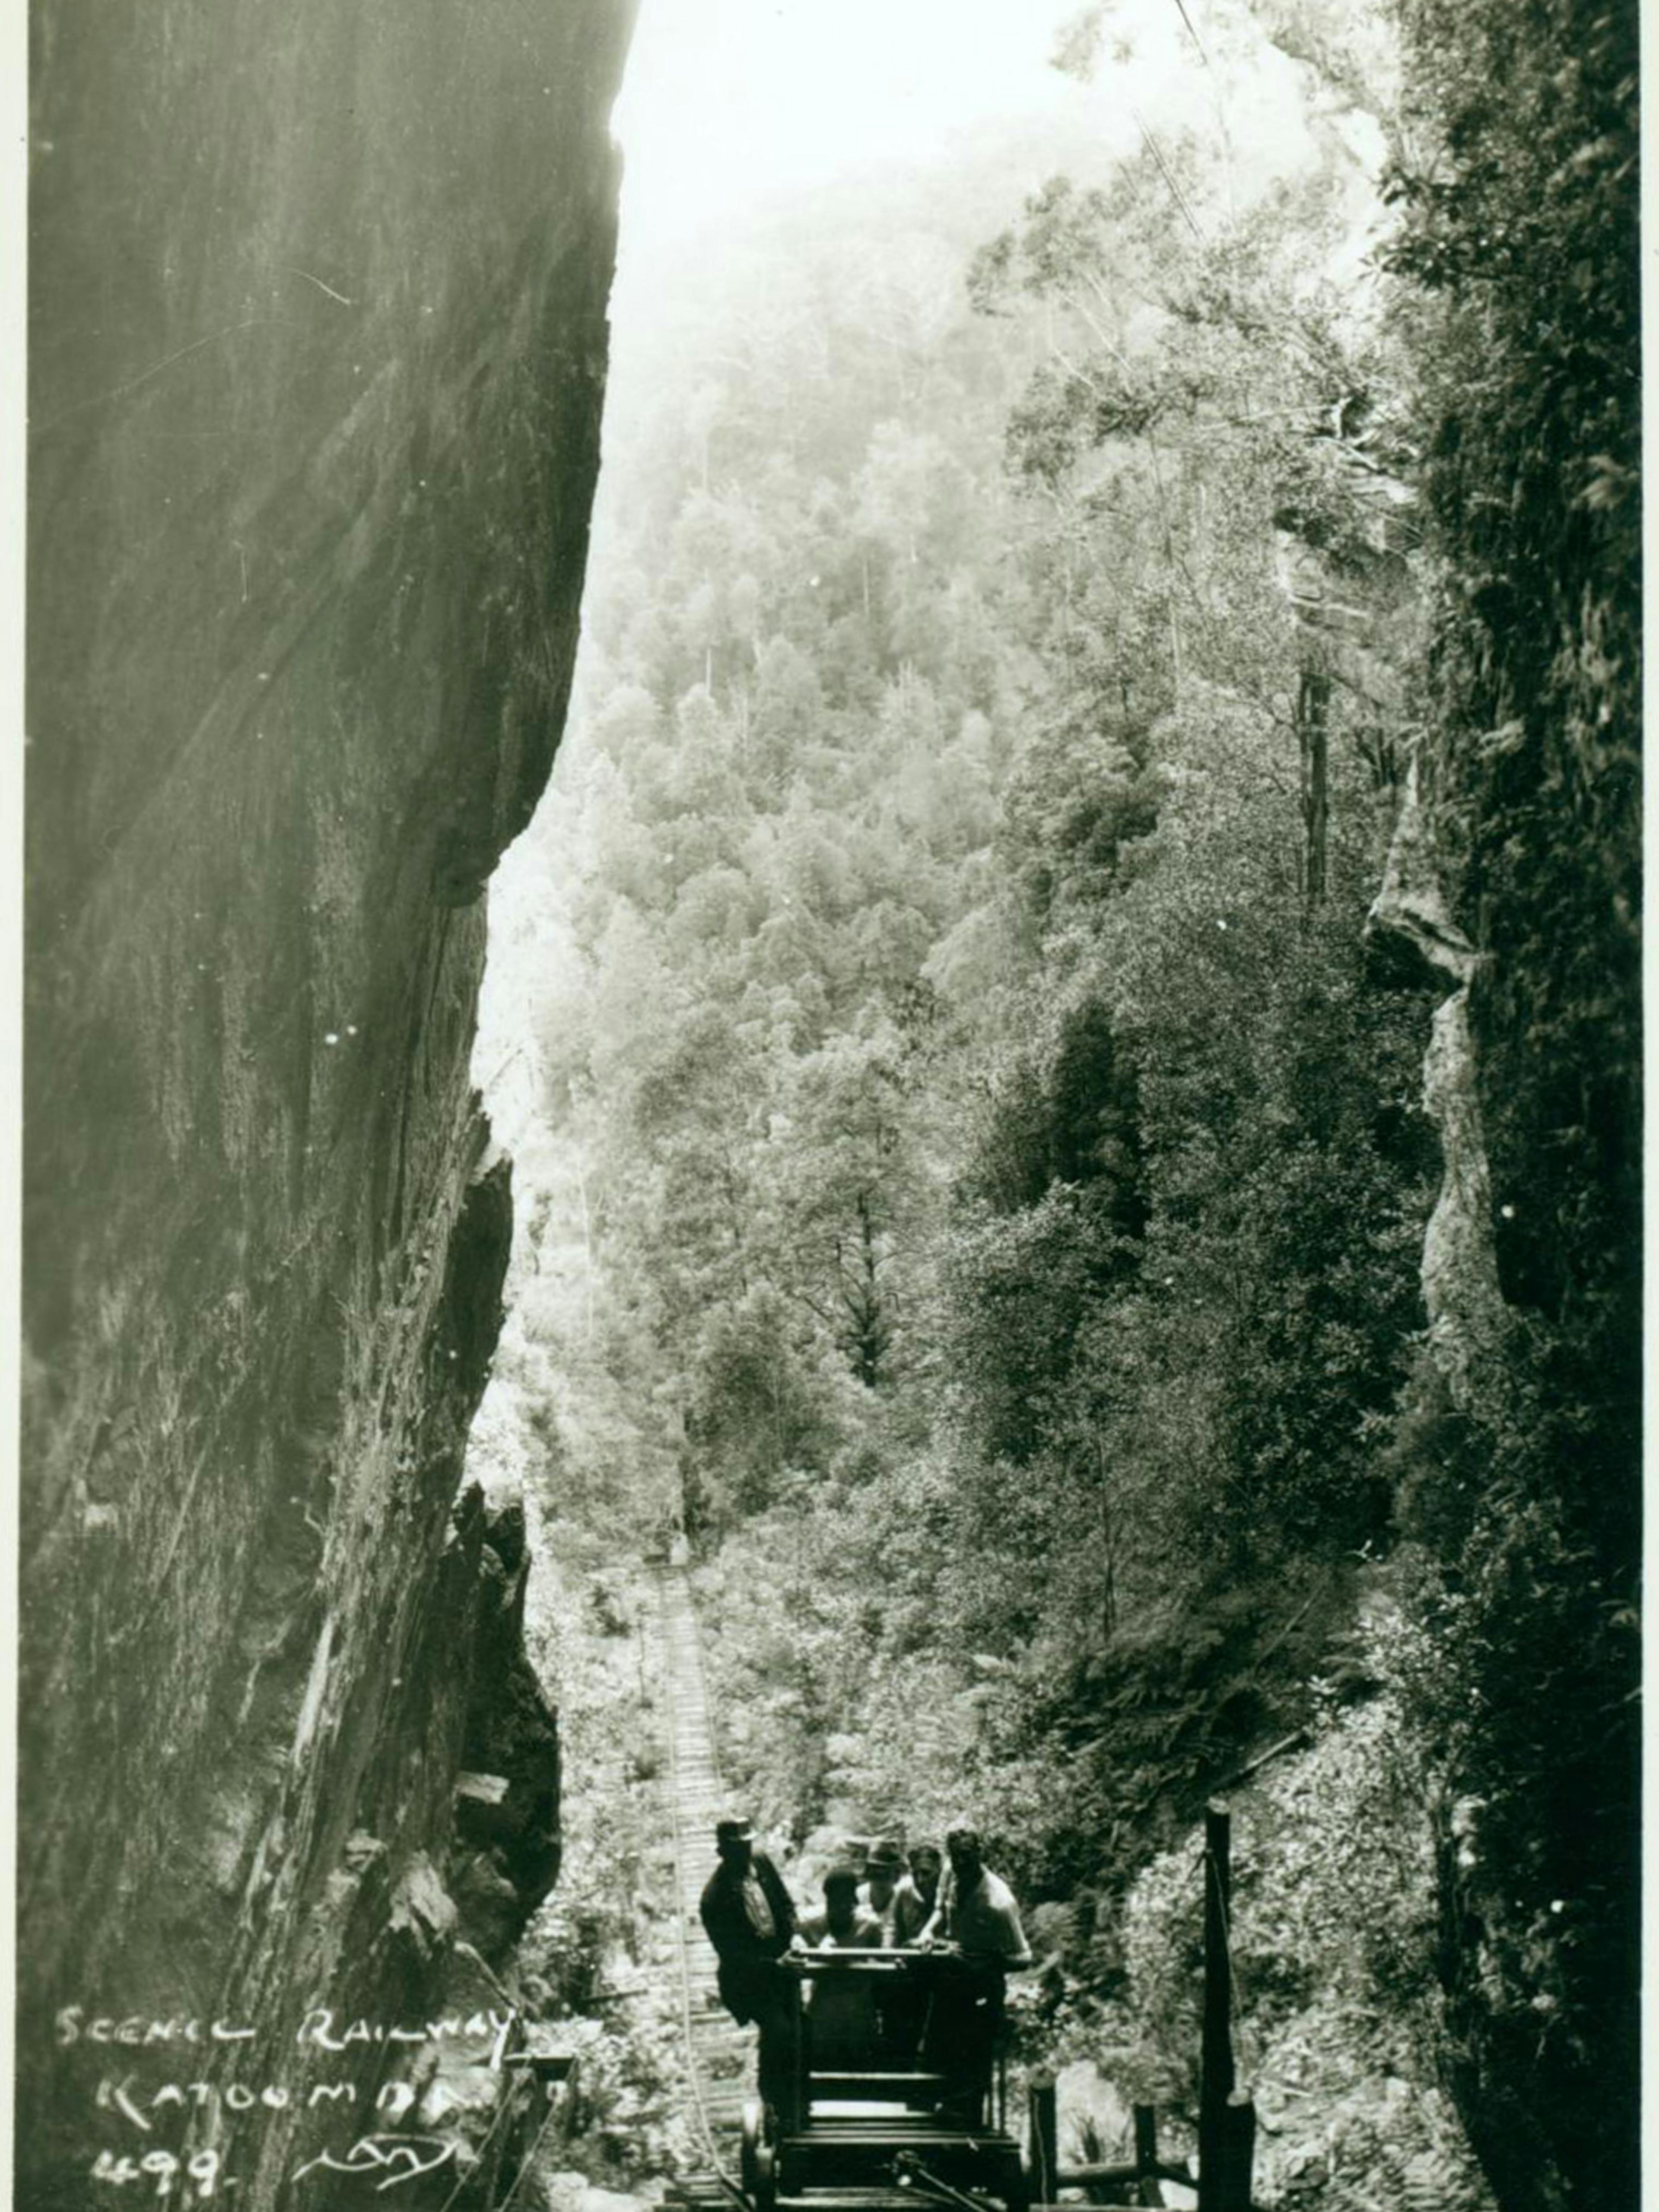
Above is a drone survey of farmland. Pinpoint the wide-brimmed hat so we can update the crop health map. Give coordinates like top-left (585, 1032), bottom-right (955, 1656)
top-left (715, 1815), bottom-right (755, 1845)
top-left (866, 1837), bottom-right (906, 1873)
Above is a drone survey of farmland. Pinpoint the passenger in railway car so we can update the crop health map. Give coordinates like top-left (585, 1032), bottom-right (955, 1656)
top-left (856, 1837), bottom-right (912, 1947)
top-left (915, 1822), bottom-right (1032, 2115)
top-left (799, 1863), bottom-right (883, 1952)
top-left (874, 1839), bottom-right (942, 2061)
top-left (895, 1841), bottom-right (942, 1945)
top-left (798, 1865), bottom-right (884, 2067)
top-left (699, 1815), bottom-right (804, 2126)
top-left (925, 1824), bottom-right (1033, 1968)
top-left (852, 1838), bottom-right (916, 2060)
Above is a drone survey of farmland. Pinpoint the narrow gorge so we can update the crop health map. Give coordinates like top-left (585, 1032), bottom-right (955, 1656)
top-left (21, 3), bottom-right (1639, 2211)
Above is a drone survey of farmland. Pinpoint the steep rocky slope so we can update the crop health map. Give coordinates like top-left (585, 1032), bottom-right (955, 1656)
top-left (22, 1), bottom-right (636, 2201)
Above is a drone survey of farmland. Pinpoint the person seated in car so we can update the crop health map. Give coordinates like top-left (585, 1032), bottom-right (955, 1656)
top-left (799, 1865), bottom-right (883, 2068)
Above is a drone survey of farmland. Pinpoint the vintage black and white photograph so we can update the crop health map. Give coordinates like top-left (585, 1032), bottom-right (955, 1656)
top-left (19, 0), bottom-right (1640, 2207)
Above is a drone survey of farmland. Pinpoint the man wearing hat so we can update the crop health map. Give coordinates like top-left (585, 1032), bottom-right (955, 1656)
top-left (856, 1838), bottom-right (913, 1949)
top-left (858, 1838), bottom-right (934, 2059)
top-left (699, 1815), bottom-right (802, 2125)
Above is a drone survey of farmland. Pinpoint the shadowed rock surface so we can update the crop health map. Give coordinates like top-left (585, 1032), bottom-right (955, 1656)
top-left (1365, 752), bottom-right (1508, 1414)
top-left (22, 0), bottom-right (636, 2199)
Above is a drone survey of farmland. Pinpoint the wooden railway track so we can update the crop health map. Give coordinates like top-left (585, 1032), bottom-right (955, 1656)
top-left (655, 1567), bottom-right (753, 2190)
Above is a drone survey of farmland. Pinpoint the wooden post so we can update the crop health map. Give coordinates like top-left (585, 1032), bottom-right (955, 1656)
top-left (1132, 2105), bottom-right (1161, 2209)
top-left (1199, 1801), bottom-right (1235, 2211)
top-left (1212, 2091), bottom-right (1256, 2212)
top-left (1027, 2075), bottom-right (1058, 2205)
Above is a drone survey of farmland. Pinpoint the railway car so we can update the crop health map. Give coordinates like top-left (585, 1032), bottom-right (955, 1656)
top-left (740, 1951), bottom-right (1030, 2212)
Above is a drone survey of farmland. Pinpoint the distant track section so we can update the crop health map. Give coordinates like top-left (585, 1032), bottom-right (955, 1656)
top-left (656, 1568), bottom-right (753, 2179)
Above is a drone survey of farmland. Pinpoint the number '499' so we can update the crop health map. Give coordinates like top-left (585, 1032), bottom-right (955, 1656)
top-left (91, 2147), bottom-right (223, 2197)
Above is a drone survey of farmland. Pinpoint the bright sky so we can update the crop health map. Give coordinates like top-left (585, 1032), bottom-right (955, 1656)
top-left (611, 0), bottom-right (1096, 264)
top-left (605, 0), bottom-right (1390, 354)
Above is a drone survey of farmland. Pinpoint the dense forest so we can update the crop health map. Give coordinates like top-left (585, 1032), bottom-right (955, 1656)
top-left (472, 2), bottom-right (1638, 2207)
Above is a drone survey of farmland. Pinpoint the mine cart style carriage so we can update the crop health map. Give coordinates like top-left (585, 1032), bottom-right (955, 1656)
top-left (741, 1950), bottom-right (1030, 2212)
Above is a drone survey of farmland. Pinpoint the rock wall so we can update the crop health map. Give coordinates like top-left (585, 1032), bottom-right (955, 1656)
top-left (22, 0), bottom-right (636, 2200)
top-left (1364, 750), bottom-right (1509, 1412)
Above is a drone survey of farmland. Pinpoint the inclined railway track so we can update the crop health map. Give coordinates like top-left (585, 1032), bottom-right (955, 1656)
top-left (656, 1568), bottom-right (752, 2190)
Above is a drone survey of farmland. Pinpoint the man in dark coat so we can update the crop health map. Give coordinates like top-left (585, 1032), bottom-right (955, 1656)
top-left (699, 1815), bottom-right (802, 2126)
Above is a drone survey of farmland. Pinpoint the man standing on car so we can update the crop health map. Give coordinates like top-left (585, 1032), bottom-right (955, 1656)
top-left (917, 1822), bottom-right (1031, 2115)
top-left (925, 1824), bottom-right (1031, 1967)
top-left (699, 1815), bottom-right (803, 2126)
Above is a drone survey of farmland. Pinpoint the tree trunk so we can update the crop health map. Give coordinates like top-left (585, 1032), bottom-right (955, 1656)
top-left (842, 1189), bottom-right (888, 1388)
top-left (1297, 664), bottom-right (1330, 909)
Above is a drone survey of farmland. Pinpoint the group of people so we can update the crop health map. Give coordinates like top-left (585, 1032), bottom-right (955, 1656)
top-left (698, 1815), bottom-right (1031, 2127)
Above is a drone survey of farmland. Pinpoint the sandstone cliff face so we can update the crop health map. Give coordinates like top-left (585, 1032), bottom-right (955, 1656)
top-left (22, 1), bottom-right (635, 2200)
top-left (1364, 752), bottom-right (1508, 1415)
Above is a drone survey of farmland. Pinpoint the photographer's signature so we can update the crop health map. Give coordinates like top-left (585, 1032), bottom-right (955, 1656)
top-left (293, 2133), bottom-right (458, 2190)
